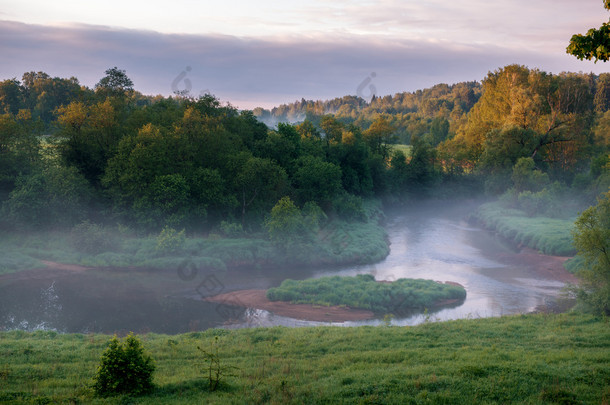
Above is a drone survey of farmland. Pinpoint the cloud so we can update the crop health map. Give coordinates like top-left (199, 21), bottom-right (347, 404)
top-left (0, 19), bottom-right (606, 109)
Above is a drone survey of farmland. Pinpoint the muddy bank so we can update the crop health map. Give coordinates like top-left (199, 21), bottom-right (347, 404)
top-left (495, 247), bottom-right (577, 284)
top-left (204, 283), bottom-right (467, 323)
top-left (204, 289), bottom-right (376, 322)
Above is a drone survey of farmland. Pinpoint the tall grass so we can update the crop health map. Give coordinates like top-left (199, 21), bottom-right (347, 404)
top-left (0, 201), bottom-right (389, 274)
top-left (0, 313), bottom-right (608, 404)
top-left (472, 202), bottom-right (576, 256)
top-left (267, 274), bottom-right (466, 313)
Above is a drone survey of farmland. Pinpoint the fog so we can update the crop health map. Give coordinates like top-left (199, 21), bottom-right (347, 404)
top-left (0, 200), bottom-right (574, 334)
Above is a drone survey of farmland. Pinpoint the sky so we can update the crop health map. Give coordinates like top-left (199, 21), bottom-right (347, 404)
top-left (0, 0), bottom-right (608, 109)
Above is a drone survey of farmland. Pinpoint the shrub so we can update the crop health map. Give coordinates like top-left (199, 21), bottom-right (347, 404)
top-left (93, 333), bottom-right (155, 397)
top-left (219, 220), bottom-right (244, 238)
top-left (155, 226), bottom-right (185, 254)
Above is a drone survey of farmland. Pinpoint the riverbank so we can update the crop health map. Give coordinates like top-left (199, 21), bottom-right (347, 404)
top-left (0, 200), bottom-right (389, 276)
top-left (471, 201), bottom-right (577, 257)
top-left (205, 289), bottom-right (376, 322)
top-left (1, 312), bottom-right (608, 404)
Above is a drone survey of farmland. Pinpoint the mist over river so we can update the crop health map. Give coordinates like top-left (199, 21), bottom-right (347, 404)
top-left (0, 201), bottom-right (574, 334)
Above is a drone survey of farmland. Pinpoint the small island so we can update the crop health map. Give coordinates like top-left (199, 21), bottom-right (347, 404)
top-left (267, 274), bottom-right (466, 315)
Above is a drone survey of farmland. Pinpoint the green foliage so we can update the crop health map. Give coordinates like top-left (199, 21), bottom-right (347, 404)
top-left (572, 192), bottom-right (610, 315)
top-left (511, 157), bottom-right (549, 192)
top-left (219, 220), bottom-right (244, 238)
top-left (155, 226), bottom-right (186, 255)
top-left (70, 221), bottom-right (117, 255)
top-left (473, 202), bottom-right (576, 256)
top-left (93, 333), bottom-right (155, 397)
top-left (264, 196), bottom-right (307, 246)
top-left (567, 0), bottom-right (610, 63)
top-left (332, 192), bottom-right (366, 221)
top-left (292, 155), bottom-right (343, 205)
top-left (95, 66), bottom-right (134, 96)
top-left (267, 274), bottom-right (466, 313)
top-left (2, 165), bottom-right (92, 229)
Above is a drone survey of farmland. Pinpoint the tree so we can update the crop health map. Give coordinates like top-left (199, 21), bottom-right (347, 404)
top-left (0, 79), bottom-right (23, 115)
top-left (3, 165), bottom-right (92, 229)
top-left (511, 157), bottom-right (549, 192)
top-left (264, 196), bottom-right (306, 246)
top-left (234, 156), bottom-right (288, 227)
top-left (292, 155), bottom-right (343, 206)
top-left (572, 192), bottom-right (610, 315)
top-left (56, 100), bottom-right (120, 185)
top-left (95, 67), bottom-right (134, 97)
top-left (567, 1), bottom-right (610, 62)
top-left (364, 116), bottom-right (396, 159)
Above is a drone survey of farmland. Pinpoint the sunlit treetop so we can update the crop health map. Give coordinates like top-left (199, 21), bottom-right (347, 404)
top-left (567, 0), bottom-right (610, 62)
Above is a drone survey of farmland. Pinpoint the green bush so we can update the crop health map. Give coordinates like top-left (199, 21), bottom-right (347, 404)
top-left (219, 220), bottom-right (244, 238)
top-left (155, 226), bottom-right (186, 255)
top-left (93, 333), bottom-right (156, 397)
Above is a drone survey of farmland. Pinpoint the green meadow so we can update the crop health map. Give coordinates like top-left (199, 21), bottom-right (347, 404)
top-left (1, 313), bottom-right (608, 404)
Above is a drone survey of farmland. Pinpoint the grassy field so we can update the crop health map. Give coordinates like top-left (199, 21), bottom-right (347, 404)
top-left (0, 313), bottom-right (608, 404)
top-left (472, 202), bottom-right (576, 257)
top-left (0, 201), bottom-right (389, 276)
top-left (267, 274), bottom-right (466, 313)
top-left (390, 144), bottom-right (412, 157)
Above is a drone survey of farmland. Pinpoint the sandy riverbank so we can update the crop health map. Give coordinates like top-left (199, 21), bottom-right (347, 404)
top-left (204, 289), bottom-right (376, 322)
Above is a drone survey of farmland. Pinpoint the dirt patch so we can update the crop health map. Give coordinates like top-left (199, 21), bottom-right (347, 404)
top-left (40, 261), bottom-right (91, 272)
top-left (204, 289), bottom-right (375, 322)
top-left (496, 247), bottom-right (577, 284)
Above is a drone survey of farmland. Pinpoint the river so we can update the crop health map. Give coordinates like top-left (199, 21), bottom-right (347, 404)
top-left (0, 201), bottom-right (574, 334)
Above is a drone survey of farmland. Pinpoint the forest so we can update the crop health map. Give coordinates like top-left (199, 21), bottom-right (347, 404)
top-left (1, 65), bottom-right (609, 236)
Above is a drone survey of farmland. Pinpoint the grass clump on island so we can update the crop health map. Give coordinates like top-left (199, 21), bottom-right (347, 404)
top-left (0, 313), bottom-right (609, 404)
top-left (266, 274), bottom-right (466, 313)
top-left (472, 201), bottom-right (576, 257)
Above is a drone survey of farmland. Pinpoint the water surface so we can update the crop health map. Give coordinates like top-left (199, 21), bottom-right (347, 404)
top-left (0, 201), bottom-right (573, 333)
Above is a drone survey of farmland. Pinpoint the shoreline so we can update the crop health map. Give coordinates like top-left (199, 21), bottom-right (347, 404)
top-left (204, 281), bottom-right (468, 323)
top-left (204, 289), bottom-right (376, 322)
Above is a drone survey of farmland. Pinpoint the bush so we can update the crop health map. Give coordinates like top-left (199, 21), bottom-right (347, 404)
top-left (155, 226), bottom-right (185, 254)
top-left (219, 220), bottom-right (244, 238)
top-left (93, 333), bottom-right (155, 397)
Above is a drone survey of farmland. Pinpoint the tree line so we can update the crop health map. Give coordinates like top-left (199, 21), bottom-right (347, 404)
top-left (0, 65), bottom-right (609, 234)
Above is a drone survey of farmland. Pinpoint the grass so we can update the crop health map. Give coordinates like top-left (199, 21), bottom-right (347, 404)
top-left (0, 313), bottom-right (608, 404)
top-left (267, 274), bottom-right (466, 313)
top-left (472, 202), bottom-right (577, 256)
top-left (390, 144), bottom-right (413, 157)
top-left (0, 201), bottom-right (389, 275)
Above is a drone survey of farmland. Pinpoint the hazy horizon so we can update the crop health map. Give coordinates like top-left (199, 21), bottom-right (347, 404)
top-left (1, 0), bottom-right (608, 109)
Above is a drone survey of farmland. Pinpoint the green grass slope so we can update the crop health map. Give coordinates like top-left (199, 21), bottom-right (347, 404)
top-left (472, 202), bottom-right (576, 256)
top-left (1, 313), bottom-right (608, 404)
top-left (267, 274), bottom-right (466, 313)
